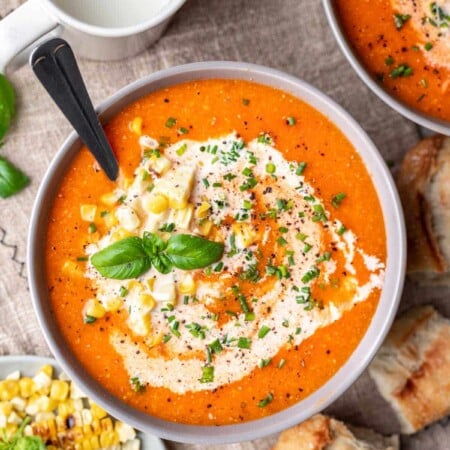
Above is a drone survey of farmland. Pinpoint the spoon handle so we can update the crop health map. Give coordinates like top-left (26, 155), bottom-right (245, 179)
top-left (30, 38), bottom-right (118, 181)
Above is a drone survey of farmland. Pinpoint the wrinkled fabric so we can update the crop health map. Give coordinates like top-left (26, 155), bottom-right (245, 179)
top-left (0, 1), bottom-right (447, 449)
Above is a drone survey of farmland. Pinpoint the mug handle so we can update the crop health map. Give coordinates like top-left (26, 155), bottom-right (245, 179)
top-left (0, 0), bottom-right (59, 73)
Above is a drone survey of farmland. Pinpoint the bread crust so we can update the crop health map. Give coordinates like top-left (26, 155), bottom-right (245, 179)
top-left (369, 306), bottom-right (450, 434)
top-left (397, 135), bottom-right (450, 284)
top-left (272, 414), bottom-right (399, 449)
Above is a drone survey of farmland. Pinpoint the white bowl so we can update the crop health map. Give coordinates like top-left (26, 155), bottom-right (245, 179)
top-left (28, 61), bottom-right (406, 444)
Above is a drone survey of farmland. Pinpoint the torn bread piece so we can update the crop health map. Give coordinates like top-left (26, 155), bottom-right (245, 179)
top-left (369, 305), bottom-right (450, 434)
top-left (396, 135), bottom-right (450, 284)
top-left (272, 414), bottom-right (399, 450)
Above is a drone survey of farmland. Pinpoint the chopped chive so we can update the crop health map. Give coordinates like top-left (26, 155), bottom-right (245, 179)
top-left (100, 210), bottom-right (108, 217)
top-left (243, 199), bottom-right (253, 210)
top-left (258, 325), bottom-right (271, 339)
top-left (223, 173), bottom-right (237, 181)
top-left (316, 251), bottom-right (331, 263)
top-left (208, 338), bottom-right (223, 354)
top-left (242, 98), bottom-right (250, 106)
top-left (282, 319), bottom-right (289, 327)
top-left (424, 42), bottom-right (433, 51)
top-left (76, 256), bottom-right (88, 262)
top-left (244, 311), bottom-right (255, 321)
top-left (394, 13), bottom-right (411, 29)
top-left (331, 192), bottom-right (346, 208)
top-left (337, 224), bottom-right (347, 235)
top-left (286, 116), bottom-right (296, 126)
top-left (162, 334), bottom-right (171, 343)
top-left (119, 286), bottom-right (128, 297)
top-left (385, 56), bottom-right (394, 66)
top-left (165, 117), bottom-right (177, 128)
top-left (296, 162), bottom-right (307, 175)
top-left (258, 358), bottom-right (271, 368)
top-left (237, 337), bottom-right (251, 349)
top-left (176, 143), bottom-right (187, 156)
top-left (296, 232), bottom-right (308, 242)
top-left (303, 243), bottom-right (312, 253)
top-left (301, 266), bottom-right (320, 284)
top-left (214, 262), bottom-right (224, 272)
top-left (258, 393), bottom-right (273, 408)
top-left (199, 366), bottom-right (214, 383)
top-left (278, 359), bottom-right (286, 369)
top-left (238, 294), bottom-right (250, 313)
top-left (202, 178), bottom-right (210, 188)
top-left (84, 315), bottom-right (96, 324)
top-left (178, 127), bottom-right (189, 135)
top-left (277, 236), bottom-right (288, 246)
top-left (265, 162), bottom-right (276, 174)
top-left (130, 377), bottom-right (146, 393)
top-left (88, 223), bottom-right (97, 234)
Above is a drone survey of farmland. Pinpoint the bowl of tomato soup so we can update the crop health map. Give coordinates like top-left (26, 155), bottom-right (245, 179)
top-left (28, 61), bottom-right (405, 443)
top-left (323, 0), bottom-right (450, 135)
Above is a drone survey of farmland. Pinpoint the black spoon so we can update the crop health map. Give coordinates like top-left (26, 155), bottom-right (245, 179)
top-left (30, 38), bottom-right (118, 181)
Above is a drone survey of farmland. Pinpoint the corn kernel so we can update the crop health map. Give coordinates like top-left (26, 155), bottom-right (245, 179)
top-left (89, 435), bottom-right (100, 449)
top-left (100, 192), bottom-right (118, 206)
top-left (0, 402), bottom-right (13, 416)
top-left (115, 421), bottom-right (136, 442)
top-left (100, 430), bottom-right (116, 447)
top-left (62, 260), bottom-right (83, 277)
top-left (91, 418), bottom-right (101, 433)
top-left (127, 280), bottom-right (144, 292)
top-left (18, 377), bottom-right (35, 398)
top-left (130, 116), bottom-right (143, 136)
top-left (35, 411), bottom-right (55, 423)
top-left (198, 219), bottom-right (213, 236)
top-left (195, 202), bottom-right (211, 219)
top-left (147, 155), bottom-right (171, 175)
top-left (103, 212), bottom-right (118, 228)
top-left (137, 294), bottom-right (156, 311)
top-left (168, 203), bottom-right (193, 230)
top-left (10, 396), bottom-right (26, 412)
top-left (145, 332), bottom-right (163, 348)
top-left (232, 223), bottom-right (257, 248)
top-left (100, 417), bottom-right (113, 432)
top-left (144, 192), bottom-right (169, 214)
top-left (111, 227), bottom-right (133, 242)
top-left (6, 371), bottom-right (20, 380)
top-left (101, 296), bottom-right (122, 313)
top-left (0, 380), bottom-right (19, 400)
top-left (89, 403), bottom-right (107, 420)
top-left (178, 274), bottom-right (196, 295)
top-left (83, 299), bottom-right (106, 319)
top-left (115, 206), bottom-right (140, 232)
top-left (80, 204), bottom-right (97, 222)
top-left (36, 395), bottom-right (57, 412)
top-left (50, 380), bottom-right (69, 401)
top-left (127, 314), bottom-right (152, 337)
top-left (7, 411), bottom-right (22, 425)
top-left (57, 399), bottom-right (74, 417)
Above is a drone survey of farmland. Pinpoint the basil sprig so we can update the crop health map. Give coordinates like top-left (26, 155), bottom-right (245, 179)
top-left (0, 156), bottom-right (29, 198)
top-left (0, 74), bottom-right (29, 198)
top-left (0, 417), bottom-right (46, 450)
top-left (91, 232), bottom-right (225, 280)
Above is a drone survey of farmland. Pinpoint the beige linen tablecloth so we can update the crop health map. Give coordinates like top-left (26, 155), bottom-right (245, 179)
top-left (0, 1), bottom-right (448, 449)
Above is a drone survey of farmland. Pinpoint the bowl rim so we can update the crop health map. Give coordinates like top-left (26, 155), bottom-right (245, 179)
top-left (322, 0), bottom-right (450, 136)
top-left (28, 60), bottom-right (406, 444)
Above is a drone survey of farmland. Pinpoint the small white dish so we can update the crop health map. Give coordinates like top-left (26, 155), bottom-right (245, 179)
top-left (0, 354), bottom-right (166, 450)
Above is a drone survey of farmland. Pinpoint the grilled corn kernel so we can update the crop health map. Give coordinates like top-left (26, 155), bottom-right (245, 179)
top-left (168, 203), bottom-right (193, 230)
top-left (0, 401), bottom-right (13, 416)
top-left (100, 192), bottom-right (118, 206)
top-left (232, 223), bottom-right (257, 248)
top-left (91, 418), bottom-right (101, 433)
top-left (35, 412), bottom-right (55, 423)
top-left (102, 296), bottom-right (122, 313)
top-left (115, 421), bottom-right (136, 442)
top-left (178, 274), bottom-right (196, 295)
top-left (115, 206), bottom-right (140, 231)
top-left (130, 116), bottom-right (143, 136)
top-left (81, 408), bottom-right (93, 425)
top-left (111, 227), bottom-right (133, 242)
top-left (50, 380), bottom-right (69, 401)
top-left (62, 260), bottom-right (83, 277)
top-left (89, 403), bottom-right (107, 420)
top-left (127, 315), bottom-right (152, 337)
top-left (80, 204), bottom-right (97, 222)
top-left (57, 399), bottom-right (75, 417)
top-left (100, 417), bottom-right (113, 432)
top-left (137, 294), bottom-right (156, 311)
top-left (145, 192), bottom-right (169, 214)
top-left (19, 377), bottom-right (36, 398)
top-left (10, 396), bottom-right (26, 412)
top-left (195, 202), bottom-right (211, 219)
top-left (100, 430), bottom-right (118, 447)
top-left (198, 219), bottom-right (213, 236)
top-left (0, 380), bottom-right (19, 400)
top-left (84, 299), bottom-right (106, 319)
top-left (36, 395), bottom-right (57, 413)
top-left (103, 212), bottom-right (118, 228)
top-left (89, 435), bottom-right (100, 449)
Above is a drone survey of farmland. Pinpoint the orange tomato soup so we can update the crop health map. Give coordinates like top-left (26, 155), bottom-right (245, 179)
top-left (46, 79), bottom-right (386, 425)
top-left (335, 0), bottom-right (450, 122)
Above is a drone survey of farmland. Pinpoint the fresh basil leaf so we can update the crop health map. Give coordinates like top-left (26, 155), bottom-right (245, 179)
top-left (0, 156), bottom-right (29, 198)
top-left (166, 234), bottom-right (224, 270)
top-left (152, 253), bottom-right (173, 274)
top-left (0, 74), bottom-right (14, 141)
top-left (91, 236), bottom-right (151, 279)
top-left (142, 231), bottom-right (167, 257)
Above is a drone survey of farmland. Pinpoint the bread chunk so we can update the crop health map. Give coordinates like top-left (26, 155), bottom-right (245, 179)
top-left (397, 135), bottom-right (450, 284)
top-left (272, 414), bottom-right (399, 449)
top-left (369, 306), bottom-right (450, 434)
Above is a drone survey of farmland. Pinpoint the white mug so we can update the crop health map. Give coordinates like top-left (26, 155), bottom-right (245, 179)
top-left (0, 0), bottom-right (186, 72)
